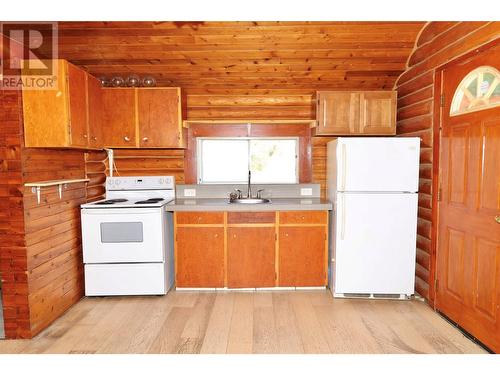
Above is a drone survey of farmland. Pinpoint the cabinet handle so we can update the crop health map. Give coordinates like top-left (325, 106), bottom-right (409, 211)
top-left (124, 136), bottom-right (130, 142)
top-left (233, 234), bottom-right (237, 238)
top-left (214, 233), bottom-right (218, 238)
top-left (92, 136), bottom-right (97, 141)
top-left (83, 134), bottom-right (88, 139)
top-left (142, 137), bottom-right (149, 142)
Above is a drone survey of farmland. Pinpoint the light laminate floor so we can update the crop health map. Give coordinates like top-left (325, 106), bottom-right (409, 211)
top-left (0, 291), bottom-right (486, 354)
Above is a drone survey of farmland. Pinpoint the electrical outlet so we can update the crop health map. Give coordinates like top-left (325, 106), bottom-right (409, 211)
top-left (183, 188), bottom-right (196, 197)
top-left (300, 188), bottom-right (313, 196)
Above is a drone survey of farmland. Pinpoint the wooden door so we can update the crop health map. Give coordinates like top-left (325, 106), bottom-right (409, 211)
top-left (175, 227), bottom-right (225, 287)
top-left (101, 88), bottom-right (136, 147)
top-left (227, 227), bottom-right (276, 288)
top-left (66, 62), bottom-right (88, 147)
top-left (87, 75), bottom-right (103, 148)
top-left (279, 226), bottom-right (327, 286)
top-left (436, 44), bottom-right (500, 352)
top-left (316, 92), bottom-right (359, 135)
top-left (137, 88), bottom-right (182, 148)
top-left (358, 91), bottom-right (396, 134)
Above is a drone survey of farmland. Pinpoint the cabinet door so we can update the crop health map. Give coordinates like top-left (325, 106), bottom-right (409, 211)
top-left (279, 227), bottom-right (327, 287)
top-left (101, 88), bottom-right (136, 147)
top-left (137, 88), bottom-right (182, 147)
top-left (66, 62), bottom-right (89, 147)
top-left (316, 92), bottom-right (359, 135)
top-left (87, 75), bottom-right (103, 148)
top-left (176, 227), bottom-right (224, 287)
top-left (22, 60), bottom-right (68, 147)
top-left (359, 91), bottom-right (396, 135)
top-left (227, 227), bottom-right (276, 288)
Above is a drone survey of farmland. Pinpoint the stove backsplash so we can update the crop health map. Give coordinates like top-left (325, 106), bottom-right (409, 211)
top-left (175, 183), bottom-right (321, 199)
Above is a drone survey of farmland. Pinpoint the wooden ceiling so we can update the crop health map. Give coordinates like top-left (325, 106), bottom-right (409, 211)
top-left (55, 21), bottom-right (426, 93)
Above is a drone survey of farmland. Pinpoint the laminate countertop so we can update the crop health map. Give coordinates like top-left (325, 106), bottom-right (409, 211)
top-left (164, 198), bottom-right (332, 212)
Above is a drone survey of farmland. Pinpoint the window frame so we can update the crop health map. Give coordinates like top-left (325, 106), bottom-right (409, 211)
top-left (196, 136), bottom-right (300, 185)
top-left (450, 65), bottom-right (500, 116)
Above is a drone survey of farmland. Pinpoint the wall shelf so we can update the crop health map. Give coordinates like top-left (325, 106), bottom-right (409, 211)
top-left (24, 178), bottom-right (90, 204)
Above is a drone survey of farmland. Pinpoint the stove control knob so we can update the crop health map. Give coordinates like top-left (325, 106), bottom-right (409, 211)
top-left (159, 178), bottom-right (164, 184)
top-left (116, 180), bottom-right (121, 185)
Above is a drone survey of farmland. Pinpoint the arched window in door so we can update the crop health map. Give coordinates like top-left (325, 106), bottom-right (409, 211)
top-left (450, 66), bottom-right (500, 116)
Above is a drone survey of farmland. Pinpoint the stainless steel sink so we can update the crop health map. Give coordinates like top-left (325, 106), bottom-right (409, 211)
top-left (229, 198), bottom-right (271, 204)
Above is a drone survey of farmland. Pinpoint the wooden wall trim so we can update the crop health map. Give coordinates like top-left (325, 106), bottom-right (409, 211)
top-left (184, 123), bottom-right (312, 184)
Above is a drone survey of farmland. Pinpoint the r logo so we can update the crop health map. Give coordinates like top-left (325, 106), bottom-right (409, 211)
top-left (1, 22), bottom-right (58, 89)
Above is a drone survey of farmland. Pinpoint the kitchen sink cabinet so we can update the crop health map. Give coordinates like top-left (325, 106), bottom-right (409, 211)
top-left (22, 60), bottom-right (97, 148)
top-left (316, 90), bottom-right (396, 135)
top-left (227, 227), bottom-right (276, 288)
top-left (173, 210), bottom-right (329, 289)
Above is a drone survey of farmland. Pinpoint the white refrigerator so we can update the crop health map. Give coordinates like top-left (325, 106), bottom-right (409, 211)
top-left (327, 137), bottom-right (420, 298)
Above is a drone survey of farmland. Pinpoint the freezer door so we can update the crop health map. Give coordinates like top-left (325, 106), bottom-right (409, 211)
top-left (334, 192), bottom-right (418, 294)
top-left (336, 137), bottom-right (420, 192)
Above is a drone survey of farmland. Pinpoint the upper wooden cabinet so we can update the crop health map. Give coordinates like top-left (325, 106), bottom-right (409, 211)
top-left (137, 88), bottom-right (182, 148)
top-left (22, 60), bottom-right (99, 148)
top-left (87, 75), bottom-right (104, 148)
top-left (316, 90), bottom-right (396, 135)
top-left (22, 59), bottom-right (184, 149)
top-left (101, 88), bottom-right (137, 148)
top-left (101, 87), bottom-right (183, 148)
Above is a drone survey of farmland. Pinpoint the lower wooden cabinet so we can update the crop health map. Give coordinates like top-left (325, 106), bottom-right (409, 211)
top-left (173, 210), bottom-right (328, 288)
top-left (175, 226), bottom-right (225, 287)
top-left (279, 227), bottom-right (327, 286)
top-left (227, 227), bottom-right (276, 288)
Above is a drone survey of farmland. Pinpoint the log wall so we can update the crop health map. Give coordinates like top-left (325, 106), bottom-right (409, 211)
top-left (394, 21), bottom-right (500, 301)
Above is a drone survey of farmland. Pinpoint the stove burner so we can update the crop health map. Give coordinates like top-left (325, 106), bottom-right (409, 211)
top-left (94, 198), bottom-right (129, 205)
top-left (135, 198), bottom-right (165, 204)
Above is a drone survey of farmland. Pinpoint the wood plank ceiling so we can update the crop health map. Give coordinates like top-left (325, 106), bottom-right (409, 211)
top-left (56, 21), bottom-right (426, 93)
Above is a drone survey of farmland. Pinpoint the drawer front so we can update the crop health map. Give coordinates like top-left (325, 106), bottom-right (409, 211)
top-left (279, 211), bottom-right (327, 225)
top-left (227, 211), bottom-right (275, 224)
top-left (176, 212), bottom-right (224, 225)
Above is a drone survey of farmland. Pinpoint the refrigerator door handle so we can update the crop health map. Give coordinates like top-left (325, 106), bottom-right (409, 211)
top-left (341, 143), bottom-right (347, 191)
top-left (340, 194), bottom-right (346, 240)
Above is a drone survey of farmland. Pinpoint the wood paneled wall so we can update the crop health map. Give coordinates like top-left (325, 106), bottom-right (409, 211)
top-left (1, 88), bottom-right (108, 338)
top-left (0, 89), bottom-right (30, 339)
top-left (22, 149), bottom-right (88, 336)
top-left (394, 21), bottom-right (500, 302)
top-left (108, 149), bottom-right (185, 183)
top-left (185, 91), bottom-right (316, 120)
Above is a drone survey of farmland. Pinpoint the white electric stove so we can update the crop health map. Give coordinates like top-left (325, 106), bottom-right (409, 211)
top-left (81, 176), bottom-right (175, 296)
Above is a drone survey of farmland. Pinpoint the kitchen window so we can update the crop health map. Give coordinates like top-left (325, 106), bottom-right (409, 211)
top-left (197, 138), bottom-right (299, 184)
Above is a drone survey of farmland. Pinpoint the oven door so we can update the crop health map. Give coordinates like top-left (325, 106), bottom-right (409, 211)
top-left (81, 207), bottom-right (165, 263)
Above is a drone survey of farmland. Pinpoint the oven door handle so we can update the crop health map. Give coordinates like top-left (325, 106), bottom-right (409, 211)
top-left (81, 208), bottom-right (161, 215)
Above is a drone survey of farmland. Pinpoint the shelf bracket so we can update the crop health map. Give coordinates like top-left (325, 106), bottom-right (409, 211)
top-left (32, 186), bottom-right (41, 204)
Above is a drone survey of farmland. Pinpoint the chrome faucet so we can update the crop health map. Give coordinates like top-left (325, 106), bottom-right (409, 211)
top-left (247, 170), bottom-right (252, 199)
